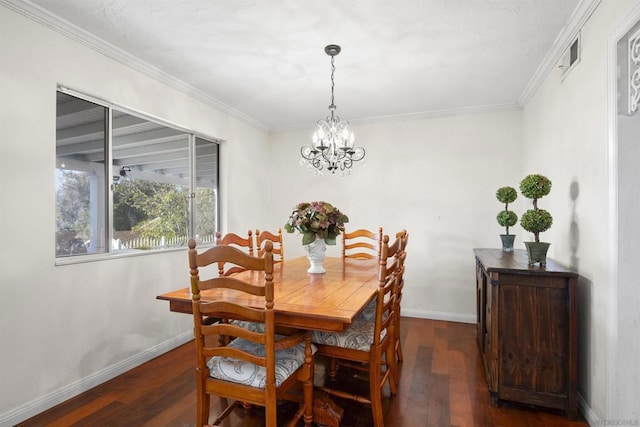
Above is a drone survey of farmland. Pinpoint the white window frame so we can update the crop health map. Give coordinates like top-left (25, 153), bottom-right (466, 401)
top-left (55, 87), bottom-right (220, 265)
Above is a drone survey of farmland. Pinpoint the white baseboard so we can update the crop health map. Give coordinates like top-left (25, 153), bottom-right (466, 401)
top-left (0, 331), bottom-right (193, 427)
top-left (401, 308), bottom-right (476, 324)
top-left (579, 393), bottom-right (598, 426)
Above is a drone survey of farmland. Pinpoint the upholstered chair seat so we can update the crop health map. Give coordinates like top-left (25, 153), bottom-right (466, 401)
top-left (208, 336), bottom-right (316, 388)
top-left (312, 318), bottom-right (387, 351)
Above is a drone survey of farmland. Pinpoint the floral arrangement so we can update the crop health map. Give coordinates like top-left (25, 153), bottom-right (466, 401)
top-left (284, 201), bottom-right (349, 245)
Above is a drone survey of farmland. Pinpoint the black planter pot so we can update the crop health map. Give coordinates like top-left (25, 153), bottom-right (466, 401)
top-left (500, 234), bottom-right (516, 252)
top-left (524, 241), bottom-right (551, 266)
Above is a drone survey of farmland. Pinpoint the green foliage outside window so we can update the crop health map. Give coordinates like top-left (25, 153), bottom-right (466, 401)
top-left (56, 170), bottom-right (90, 255)
top-left (56, 174), bottom-right (216, 255)
top-left (115, 180), bottom-right (189, 239)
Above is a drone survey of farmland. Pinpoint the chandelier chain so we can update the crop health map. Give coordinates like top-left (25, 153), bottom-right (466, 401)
top-left (330, 55), bottom-right (336, 111)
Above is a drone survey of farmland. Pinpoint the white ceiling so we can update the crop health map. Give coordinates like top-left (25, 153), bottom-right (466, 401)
top-left (10, 0), bottom-right (588, 131)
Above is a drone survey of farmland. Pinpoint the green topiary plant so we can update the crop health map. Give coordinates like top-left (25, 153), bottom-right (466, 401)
top-left (496, 186), bottom-right (518, 235)
top-left (519, 174), bottom-right (553, 243)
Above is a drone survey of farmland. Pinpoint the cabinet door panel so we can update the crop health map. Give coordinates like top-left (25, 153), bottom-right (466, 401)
top-left (499, 281), bottom-right (569, 394)
top-left (535, 286), bottom-right (569, 394)
top-left (499, 284), bottom-right (537, 390)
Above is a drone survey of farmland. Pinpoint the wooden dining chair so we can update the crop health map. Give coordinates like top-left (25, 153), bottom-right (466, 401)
top-left (393, 230), bottom-right (408, 364)
top-left (342, 227), bottom-right (383, 259)
top-left (215, 230), bottom-right (254, 276)
top-left (357, 229), bottom-right (405, 319)
top-left (188, 239), bottom-right (314, 427)
top-left (256, 228), bottom-right (284, 263)
top-left (311, 234), bottom-right (400, 427)
top-left (357, 230), bottom-right (406, 381)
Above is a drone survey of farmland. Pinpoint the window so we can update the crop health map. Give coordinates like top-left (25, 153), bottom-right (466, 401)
top-left (55, 90), bottom-right (219, 259)
top-left (55, 92), bottom-right (108, 256)
top-left (194, 137), bottom-right (218, 243)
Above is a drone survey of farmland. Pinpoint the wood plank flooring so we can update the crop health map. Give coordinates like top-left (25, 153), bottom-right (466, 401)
top-left (18, 318), bottom-right (590, 426)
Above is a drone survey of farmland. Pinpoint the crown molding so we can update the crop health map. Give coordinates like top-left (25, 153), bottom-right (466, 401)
top-left (518, 0), bottom-right (602, 106)
top-left (0, 0), bottom-right (268, 131)
top-left (271, 102), bottom-right (521, 134)
top-left (350, 102), bottom-right (521, 125)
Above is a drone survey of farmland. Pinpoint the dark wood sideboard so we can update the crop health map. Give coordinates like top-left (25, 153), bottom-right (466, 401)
top-left (474, 248), bottom-right (578, 419)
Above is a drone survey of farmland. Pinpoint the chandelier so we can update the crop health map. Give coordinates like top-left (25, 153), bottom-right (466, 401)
top-left (300, 44), bottom-right (365, 175)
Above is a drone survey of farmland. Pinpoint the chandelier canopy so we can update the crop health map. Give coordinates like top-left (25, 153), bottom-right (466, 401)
top-left (300, 44), bottom-right (365, 175)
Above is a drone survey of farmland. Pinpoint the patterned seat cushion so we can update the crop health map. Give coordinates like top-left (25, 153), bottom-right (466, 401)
top-left (230, 319), bottom-right (265, 333)
top-left (356, 297), bottom-right (389, 323)
top-left (357, 298), bottom-right (378, 322)
top-left (207, 336), bottom-right (316, 388)
top-left (311, 318), bottom-right (386, 352)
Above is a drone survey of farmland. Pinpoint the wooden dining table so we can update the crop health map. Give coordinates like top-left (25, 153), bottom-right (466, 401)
top-left (157, 255), bottom-right (380, 425)
top-left (156, 256), bottom-right (380, 332)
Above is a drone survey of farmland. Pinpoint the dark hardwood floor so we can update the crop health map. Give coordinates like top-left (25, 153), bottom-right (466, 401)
top-left (18, 318), bottom-right (590, 426)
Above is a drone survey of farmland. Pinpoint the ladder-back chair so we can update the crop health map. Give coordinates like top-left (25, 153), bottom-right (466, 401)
top-left (311, 234), bottom-right (400, 427)
top-left (256, 228), bottom-right (285, 263)
top-left (393, 230), bottom-right (408, 364)
top-left (342, 227), bottom-right (383, 259)
top-left (215, 230), bottom-right (254, 276)
top-left (188, 239), bottom-right (314, 427)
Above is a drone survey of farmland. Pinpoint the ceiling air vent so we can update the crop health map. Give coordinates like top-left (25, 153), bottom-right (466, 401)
top-left (560, 33), bottom-right (581, 81)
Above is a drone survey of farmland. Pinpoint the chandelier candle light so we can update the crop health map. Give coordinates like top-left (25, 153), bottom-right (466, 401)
top-left (300, 44), bottom-right (365, 175)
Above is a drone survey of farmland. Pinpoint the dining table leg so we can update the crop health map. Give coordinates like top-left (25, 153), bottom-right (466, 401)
top-left (313, 391), bottom-right (344, 427)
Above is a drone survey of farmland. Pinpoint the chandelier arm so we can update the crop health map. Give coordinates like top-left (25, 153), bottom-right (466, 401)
top-left (301, 146), bottom-right (321, 162)
top-left (350, 147), bottom-right (365, 162)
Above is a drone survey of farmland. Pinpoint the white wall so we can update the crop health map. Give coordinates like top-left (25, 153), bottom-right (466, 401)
top-left (0, 6), bottom-right (270, 425)
top-left (269, 110), bottom-right (523, 322)
top-left (521, 0), bottom-right (640, 422)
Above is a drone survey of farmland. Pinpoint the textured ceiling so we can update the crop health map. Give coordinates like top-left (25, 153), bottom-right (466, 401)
top-left (17, 0), bottom-right (582, 131)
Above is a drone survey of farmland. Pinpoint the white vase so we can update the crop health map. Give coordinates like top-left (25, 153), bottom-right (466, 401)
top-left (304, 238), bottom-right (326, 274)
